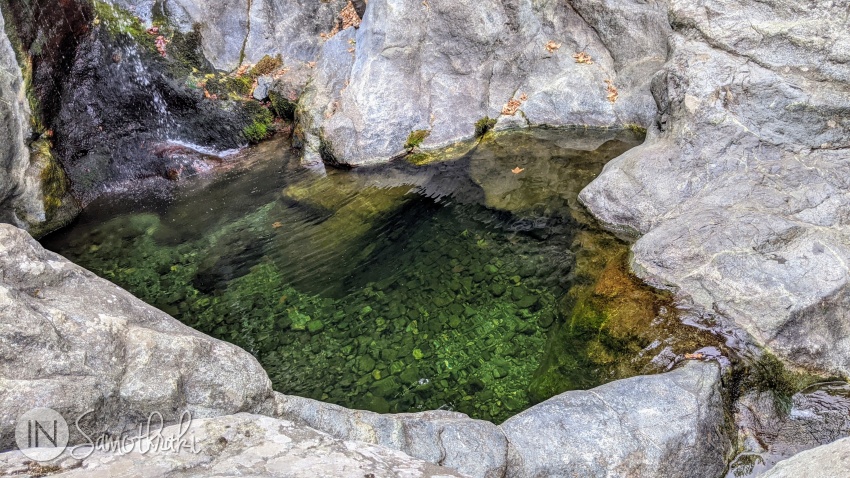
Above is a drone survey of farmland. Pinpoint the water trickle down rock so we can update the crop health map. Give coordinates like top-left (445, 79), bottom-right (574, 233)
top-left (0, 2), bottom-right (80, 237)
top-left (1, 0), bottom-right (288, 206)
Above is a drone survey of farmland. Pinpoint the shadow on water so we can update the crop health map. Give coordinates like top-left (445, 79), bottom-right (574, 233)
top-left (42, 127), bottom-right (728, 423)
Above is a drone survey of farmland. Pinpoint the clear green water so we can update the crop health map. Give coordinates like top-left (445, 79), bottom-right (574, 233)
top-left (43, 128), bottom-right (721, 422)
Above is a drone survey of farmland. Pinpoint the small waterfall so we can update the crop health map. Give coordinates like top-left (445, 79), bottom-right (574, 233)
top-left (99, 12), bottom-right (177, 138)
top-left (114, 41), bottom-right (176, 137)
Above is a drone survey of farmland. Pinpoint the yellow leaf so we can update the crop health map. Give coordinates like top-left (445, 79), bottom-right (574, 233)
top-left (573, 52), bottom-right (594, 64)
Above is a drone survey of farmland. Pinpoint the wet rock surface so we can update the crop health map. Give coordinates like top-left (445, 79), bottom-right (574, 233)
top-left (2, 0), bottom-right (285, 206)
top-left (729, 383), bottom-right (850, 477)
top-left (579, 0), bottom-right (850, 377)
top-left (759, 436), bottom-right (850, 478)
top-left (0, 3), bottom-right (78, 236)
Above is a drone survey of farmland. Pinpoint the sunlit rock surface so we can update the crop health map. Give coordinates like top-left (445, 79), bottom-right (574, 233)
top-left (0, 224), bottom-right (273, 451)
top-left (580, 0), bottom-right (850, 376)
top-left (501, 360), bottom-right (729, 478)
top-left (0, 414), bottom-right (467, 478)
top-left (299, 0), bottom-right (668, 165)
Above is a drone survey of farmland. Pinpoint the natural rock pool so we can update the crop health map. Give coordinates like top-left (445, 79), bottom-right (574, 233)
top-left (43, 128), bottom-right (723, 422)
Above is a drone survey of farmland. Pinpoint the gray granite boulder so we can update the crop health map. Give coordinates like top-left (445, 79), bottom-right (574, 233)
top-left (0, 5), bottom-right (33, 231)
top-left (299, 0), bottom-right (669, 165)
top-left (500, 361), bottom-right (730, 478)
top-left (273, 393), bottom-right (507, 478)
top-left (0, 224), bottom-right (273, 452)
top-left (273, 362), bottom-right (730, 478)
top-left (579, 0), bottom-right (850, 376)
top-left (108, 0), bottom-right (349, 71)
top-left (0, 413), bottom-right (467, 477)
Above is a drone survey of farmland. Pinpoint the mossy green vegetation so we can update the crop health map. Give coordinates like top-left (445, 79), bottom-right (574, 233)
top-left (249, 54), bottom-right (283, 78)
top-left (404, 129), bottom-right (430, 150)
top-left (91, 1), bottom-right (151, 43)
top-left (269, 91), bottom-right (297, 121)
top-left (475, 116), bottom-right (497, 138)
top-left (206, 75), bottom-right (253, 98)
top-left (243, 121), bottom-right (270, 144)
top-left (735, 352), bottom-right (824, 414)
top-left (32, 139), bottom-right (70, 215)
top-left (242, 103), bottom-right (275, 144)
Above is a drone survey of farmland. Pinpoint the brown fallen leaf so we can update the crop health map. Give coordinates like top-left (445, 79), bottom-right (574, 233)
top-left (339, 0), bottom-right (361, 29)
top-left (511, 167), bottom-right (525, 174)
top-left (684, 352), bottom-right (705, 360)
top-left (605, 79), bottom-right (619, 103)
top-left (236, 64), bottom-right (251, 77)
top-left (501, 93), bottom-right (528, 116)
top-left (573, 51), bottom-right (593, 64)
top-left (545, 40), bottom-right (562, 53)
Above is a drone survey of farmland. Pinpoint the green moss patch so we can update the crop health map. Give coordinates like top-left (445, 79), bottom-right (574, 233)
top-left (269, 91), bottom-right (297, 121)
top-left (242, 104), bottom-right (275, 144)
top-left (404, 129), bottom-right (430, 150)
top-left (206, 75), bottom-right (253, 98)
top-left (249, 54), bottom-right (282, 78)
top-left (475, 117), bottom-right (497, 138)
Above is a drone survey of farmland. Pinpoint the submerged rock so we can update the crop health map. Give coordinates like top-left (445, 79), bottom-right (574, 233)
top-left (0, 224), bottom-right (273, 451)
top-left (579, 0), bottom-right (850, 377)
